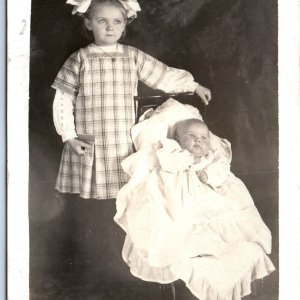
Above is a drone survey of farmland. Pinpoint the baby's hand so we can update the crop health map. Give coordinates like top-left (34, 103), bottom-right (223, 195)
top-left (66, 138), bottom-right (91, 155)
top-left (195, 84), bottom-right (212, 105)
top-left (197, 171), bottom-right (208, 184)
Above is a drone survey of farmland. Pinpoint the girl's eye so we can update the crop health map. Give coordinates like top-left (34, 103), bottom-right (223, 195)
top-left (97, 19), bottom-right (105, 24)
top-left (114, 19), bottom-right (122, 24)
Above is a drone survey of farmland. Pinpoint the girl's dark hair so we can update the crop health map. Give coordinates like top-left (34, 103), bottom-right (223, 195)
top-left (77, 0), bottom-right (128, 42)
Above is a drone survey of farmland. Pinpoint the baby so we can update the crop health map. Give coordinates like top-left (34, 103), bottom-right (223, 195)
top-left (157, 117), bottom-right (256, 210)
top-left (114, 105), bottom-right (274, 293)
top-left (174, 118), bottom-right (212, 184)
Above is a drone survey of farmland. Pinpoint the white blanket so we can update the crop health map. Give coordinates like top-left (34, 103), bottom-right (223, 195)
top-left (114, 99), bottom-right (275, 299)
top-left (116, 138), bottom-right (271, 266)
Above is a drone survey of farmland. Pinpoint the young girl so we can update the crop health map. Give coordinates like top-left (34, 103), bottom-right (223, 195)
top-left (52, 0), bottom-right (212, 200)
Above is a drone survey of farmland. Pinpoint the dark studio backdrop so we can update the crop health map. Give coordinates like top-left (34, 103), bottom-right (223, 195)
top-left (29, 0), bottom-right (278, 299)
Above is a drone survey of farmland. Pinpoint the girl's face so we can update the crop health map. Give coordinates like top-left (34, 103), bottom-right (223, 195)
top-left (85, 2), bottom-right (126, 46)
top-left (177, 122), bottom-right (211, 156)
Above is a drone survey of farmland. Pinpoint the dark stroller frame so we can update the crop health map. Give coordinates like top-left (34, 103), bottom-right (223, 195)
top-left (134, 92), bottom-right (206, 300)
top-left (134, 92), bottom-right (206, 124)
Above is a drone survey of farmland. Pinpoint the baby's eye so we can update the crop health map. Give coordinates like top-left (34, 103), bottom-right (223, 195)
top-left (202, 136), bottom-right (207, 140)
top-left (186, 134), bottom-right (195, 139)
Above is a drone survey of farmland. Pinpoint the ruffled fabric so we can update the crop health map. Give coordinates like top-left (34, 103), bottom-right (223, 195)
top-left (174, 242), bottom-right (275, 300)
top-left (123, 238), bottom-right (275, 299)
top-left (122, 235), bottom-right (178, 284)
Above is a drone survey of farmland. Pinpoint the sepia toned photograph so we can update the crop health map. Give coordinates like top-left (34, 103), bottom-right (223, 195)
top-left (8, 0), bottom-right (289, 299)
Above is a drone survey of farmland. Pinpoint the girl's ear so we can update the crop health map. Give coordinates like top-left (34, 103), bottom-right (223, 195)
top-left (84, 18), bottom-right (92, 31)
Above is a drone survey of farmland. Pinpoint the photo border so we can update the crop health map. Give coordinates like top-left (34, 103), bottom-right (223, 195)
top-left (6, 0), bottom-right (300, 299)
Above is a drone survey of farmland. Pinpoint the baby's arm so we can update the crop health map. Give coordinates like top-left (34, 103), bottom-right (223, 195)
top-left (193, 154), bottom-right (210, 184)
top-left (53, 90), bottom-right (90, 155)
top-left (202, 138), bottom-right (232, 188)
top-left (197, 170), bottom-right (209, 184)
top-left (134, 48), bottom-right (211, 105)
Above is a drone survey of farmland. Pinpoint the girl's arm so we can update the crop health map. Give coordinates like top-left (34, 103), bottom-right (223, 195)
top-left (53, 90), bottom-right (90, 155)
top-left (155, 67), bottom-right (211, 105)
top-left (133, 48), bottom-right (211, 104)
top-left (52, 50), bottom-right (91, 154)
top-left (53, 90), bottom-right (77, 142)
top-left (52, 50), bottom-right (81, 142)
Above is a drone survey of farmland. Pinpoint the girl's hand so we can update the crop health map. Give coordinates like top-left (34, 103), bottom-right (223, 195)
top-left (66, 138), bottom-right (91, 155)
top-left (195, 84), bottom-right (212, 105)
top-left (197, 171), bottom-right (208, 184)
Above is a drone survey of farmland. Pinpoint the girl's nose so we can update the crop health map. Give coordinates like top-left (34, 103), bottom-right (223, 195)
top-left (106, 22), bottom-right (114, 31)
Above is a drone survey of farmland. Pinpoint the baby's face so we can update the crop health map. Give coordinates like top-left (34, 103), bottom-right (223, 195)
top-left (177, 121), bottom-right (211, 156)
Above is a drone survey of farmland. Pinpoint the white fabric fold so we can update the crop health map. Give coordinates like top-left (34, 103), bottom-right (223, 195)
top-left (114, 99), bottom-right (275, 299)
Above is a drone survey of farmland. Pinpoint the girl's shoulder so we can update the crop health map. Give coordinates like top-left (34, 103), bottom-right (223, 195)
top-left (66, 44), bottom-right (97, 61)
top-left (120, 44), bottom-right (145, 56)
top-left (66, 44), bottom-right (147, 62)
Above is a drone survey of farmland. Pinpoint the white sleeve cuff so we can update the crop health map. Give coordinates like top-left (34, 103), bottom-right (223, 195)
top-left (156, 67), bottom-right (199, 93)
top-left (191, 82), bottom-right (200, 92)
top-left (62, 131), bottom-right (78, 143)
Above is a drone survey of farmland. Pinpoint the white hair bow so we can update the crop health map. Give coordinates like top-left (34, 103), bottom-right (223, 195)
top-left (66, 0), bottom-right (141, 19)
top-left (119, 0), bottom-right (141, 19)
top-left (66, 0), bottom-right (92, 14)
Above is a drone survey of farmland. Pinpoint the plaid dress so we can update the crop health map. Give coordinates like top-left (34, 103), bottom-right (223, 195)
top-left (52, 44), bottom-right (168, 199)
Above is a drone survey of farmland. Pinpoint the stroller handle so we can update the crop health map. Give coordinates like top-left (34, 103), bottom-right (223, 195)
top-left (134, 92), bottom-right (205, 123)
top-left (134, 92), bottom-right (194, 101)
